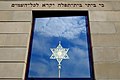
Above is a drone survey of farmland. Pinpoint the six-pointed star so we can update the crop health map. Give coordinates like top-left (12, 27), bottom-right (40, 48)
top-left (50, 41), bottom-right (69, 65)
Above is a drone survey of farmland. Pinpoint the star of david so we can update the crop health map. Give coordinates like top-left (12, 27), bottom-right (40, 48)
top-left (50, 41), bottom-right (69, 65)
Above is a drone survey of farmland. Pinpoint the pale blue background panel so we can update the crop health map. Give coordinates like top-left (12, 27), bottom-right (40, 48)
top-left (28, 16), bottom-right (91, 78)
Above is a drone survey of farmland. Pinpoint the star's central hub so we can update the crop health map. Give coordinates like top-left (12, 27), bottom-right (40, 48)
top-left (58, 51), bottom-right (62, 57)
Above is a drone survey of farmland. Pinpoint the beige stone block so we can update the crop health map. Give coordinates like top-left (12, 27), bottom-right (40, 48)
top-left (117, 48), bottom-right (120, 62)
top-left (0, 63), bottom-right (25, 78)
top-left (0, 22), bottom-right (31, 33)
top-left (0, 48), bottom-right (26, 62)
top-left (107, 11), bottom-right (120, 21)
top-left (0, 34), bottom-right (28, 46)
top-left (108, 78), bottom-right (120, 80)
top-left (91, 34), bottom-right (120, 47)
top-left (94, 63), bottom-right (108, 79)
top-left (115, 22), bottom-right (120, 33)
top-left (93, 47), bottom-right (119, 62)
top-left (96, 79), bottom-right (120, 80)
top-left (94, 63), bottom-right (120, 79)
top-left (108, 79), bottom-right (120, 80)
top-left (0, 79), bottom-right (22, 80)
top-left (89, 11), bottom-right (107, 21)
top-left (112, 2), bottom-right (120, 10)
top-left (95, 79), bottom-right (109, 80)
top-left (90, 22), bottom-right (116, 34)
top-left (89, 11), bottom-right (120, 21)
top-left (0, 11), bottom-right (31, 21)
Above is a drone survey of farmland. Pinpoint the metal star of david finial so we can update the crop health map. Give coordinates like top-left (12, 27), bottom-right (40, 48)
top-left (50, 41), bottom-right (69, 78)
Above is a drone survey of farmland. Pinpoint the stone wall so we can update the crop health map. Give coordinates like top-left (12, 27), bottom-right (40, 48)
top-left (0, 0), bottom-right (120, 80)
top-left (0, 11), bottom-right (31, 80)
